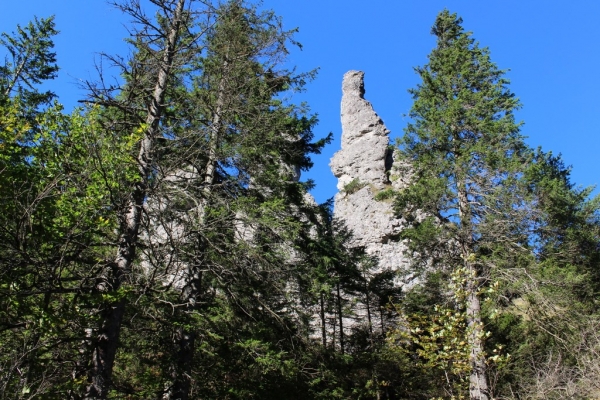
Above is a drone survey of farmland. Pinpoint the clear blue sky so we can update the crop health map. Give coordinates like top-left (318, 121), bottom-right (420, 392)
top-left (3, 1), bottom-right (599, 204)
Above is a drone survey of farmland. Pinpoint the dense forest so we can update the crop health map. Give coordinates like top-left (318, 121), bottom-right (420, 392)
top-left (0, 1), bottom-right (598, 399)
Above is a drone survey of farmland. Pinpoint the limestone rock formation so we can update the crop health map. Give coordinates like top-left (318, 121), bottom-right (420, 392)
top-left (330, 71), bottom-right (391, 191)
top-left (330, 70), bottom-right (410, 275)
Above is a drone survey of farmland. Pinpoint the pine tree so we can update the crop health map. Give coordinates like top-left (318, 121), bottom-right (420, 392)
top-left (397, 10), bottom-right (528, 399)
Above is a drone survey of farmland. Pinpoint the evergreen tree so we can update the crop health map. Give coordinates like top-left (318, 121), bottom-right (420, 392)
top-left (156, 1), bottom-right (328, 396)
top-left (95, 1), bottom-right (330, 398)
top-left (396, 10), bottom-right (528, 399)
top-left (0, 15), bottom-right (58, 111)
top-left (490, 149), bottom-right (600, 397)
top-left (78, 1), bottom-right (193, 397)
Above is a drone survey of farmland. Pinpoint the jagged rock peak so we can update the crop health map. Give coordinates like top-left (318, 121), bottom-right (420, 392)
top-left (341, 70), bottom-right (366, 98)
top-left (330, 70), bottom-right (391, 191)
top-left (330, 70), bottom-right (411, 280)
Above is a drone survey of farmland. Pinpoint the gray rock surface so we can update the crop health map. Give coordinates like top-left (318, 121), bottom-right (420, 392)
top-left (330, 70), bottom-right (391, 191)
top-left (330, 70), bottom-right (411, 275)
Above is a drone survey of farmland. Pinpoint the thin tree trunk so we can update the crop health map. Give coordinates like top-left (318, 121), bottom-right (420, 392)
top-left (4, 36), bottom-right (36, 98)
top-left (457, 182), bottom-right (489, 400)
top-left (84, 1), bottom-right (185, 398)
top-left (336, 282), bottom-right (344, 355)
top-left (164, 257), bottom-right (203, 400)
top-left (201, 62), bottom-right (227, 201)
top-left (320, 292), bottom-right (327, 347)
top-left (331, 311), bottom-right (336, 349)
top-left (364, 287), bottom-right (381, 400)
top-left (466, 272), bottom-right (488, 400)
top-left (167, 329), bottom-right (195, 400)
top-left (365, 290), bottom-right (381, 400)
top-left (365, 284), bottom-right (373, 341)
top-left (379, 306), bottom-right (385, 336)
top-left (5, 57), bottom-right (28, 97)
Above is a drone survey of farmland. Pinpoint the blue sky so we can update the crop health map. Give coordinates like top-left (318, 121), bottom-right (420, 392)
top-left (2, 1), bottom-right (599, 204)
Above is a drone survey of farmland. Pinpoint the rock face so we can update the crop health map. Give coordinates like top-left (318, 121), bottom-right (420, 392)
top-left (330, 71), bottom-right (391, 191)
top-left (330, 70), bottom-right (410, 274)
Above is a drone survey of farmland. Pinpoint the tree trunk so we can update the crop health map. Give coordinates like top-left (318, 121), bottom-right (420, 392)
top-left (457, 182), bottom-right (489, 400)
top-left (365, 284), bottom-right (373, 341)
top-left (466, 272), bottom-right (489, 400)
top-left (201, 61), bottom-right (227, 201)
top-left (320, 292), bottom-right (327, 347)
top-left (379, 306), bottom-right (385, 336)
top-left (331, 311), bottom-right (336, 349)
top-left (166, 329), bottom-right (195, 400)
top-left (84, 1), bottom-right (186, 398)
top-left (336, 282), bottom-right (344, 355)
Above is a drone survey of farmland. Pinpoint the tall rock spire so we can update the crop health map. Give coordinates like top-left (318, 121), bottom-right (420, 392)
top-left (330, 70), bottom-right (391, 191)
top-left (330, 70), bottom-right (410, 274)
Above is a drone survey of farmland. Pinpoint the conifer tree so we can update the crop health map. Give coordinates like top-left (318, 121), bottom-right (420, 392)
top-left (80, 1), bottom-right (192, 397)
top-left (0, 15), bottom-right (58, 111)
top-left (397, 10), bottom-right (528, 399)
top-left (124, 1), bottom-right (328, 398)
top-left (492, 150), bottom-right (600, 397)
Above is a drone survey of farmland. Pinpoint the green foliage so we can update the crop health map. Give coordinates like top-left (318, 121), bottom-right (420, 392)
top-left (398, 9), bottom-right (526, 225)
top-left (392, 10), bottom-right (600, 399)
top-left (374, 187), bottom-right (396, 201)
top-left (342, 178), bottom-right (366, 195)
top-left (0, 16), bottom-right (99, 395)
top-left (0, 15), bottom-right (59, 110)
top-left (1, 5), bottom-right (598, 400)
top-left (388, 268), bottom-right (511, 399)
top-left (393, 10), bottom-right (538, 399)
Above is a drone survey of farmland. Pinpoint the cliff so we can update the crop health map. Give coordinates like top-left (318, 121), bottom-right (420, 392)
top-left (330, 70), bottom-right (411, 276)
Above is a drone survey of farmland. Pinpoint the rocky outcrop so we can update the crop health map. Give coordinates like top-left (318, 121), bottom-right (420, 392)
top-left (330, 70), bottom-right (410, 275)
top-left (330, 71), bottom-right (391, 191)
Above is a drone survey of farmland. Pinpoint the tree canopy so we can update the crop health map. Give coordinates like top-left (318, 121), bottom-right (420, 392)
top-left (0, 4), bottom-right (598, 400)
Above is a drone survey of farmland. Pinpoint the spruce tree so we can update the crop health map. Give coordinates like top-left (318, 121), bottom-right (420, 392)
top-left (79, 1), bottom-right (192, 397)
top-left (0, 16), bottom-right (59, 110)
top-left (131, 1), bottom-right (329, 398)
top-left (397, 10), bottom-right (527, 399)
